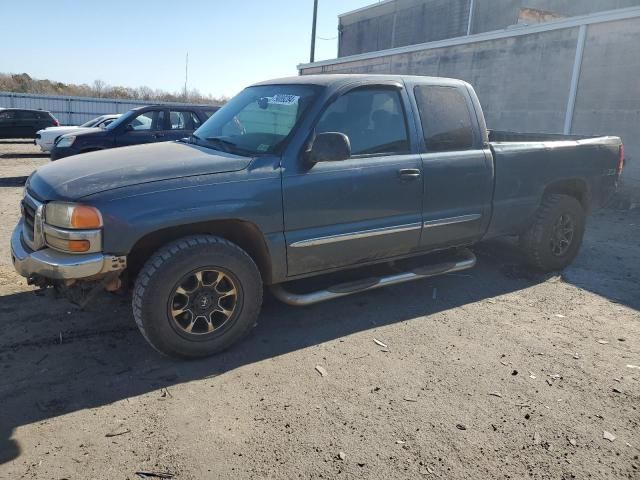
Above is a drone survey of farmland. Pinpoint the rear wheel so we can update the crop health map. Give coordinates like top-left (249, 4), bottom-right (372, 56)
top-left (519, 194), bottom-right (586, 272)
top-left (132, 235), bottom-right (262, 358)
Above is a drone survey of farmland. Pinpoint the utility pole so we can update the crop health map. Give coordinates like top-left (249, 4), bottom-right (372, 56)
top-left (310, 0), bottom-right (318, 63)
top-left (184, 52), bottom-right (189, 99)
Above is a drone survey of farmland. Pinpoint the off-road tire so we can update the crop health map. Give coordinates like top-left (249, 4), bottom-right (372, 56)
top-left (132, 235), bottom-right (262, 358)
top-left (520, 194), bottom-right (586, 272)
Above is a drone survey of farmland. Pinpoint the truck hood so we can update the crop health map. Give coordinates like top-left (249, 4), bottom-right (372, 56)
top-left (28, 141), bottom-right (252, 200)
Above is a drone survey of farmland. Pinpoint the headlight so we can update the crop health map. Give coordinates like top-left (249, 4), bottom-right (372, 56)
top-left (56, 135), bottom-right (76, 148)
top-left (45, 202), bottom-right (103, 229)
top-left (44, 202), bottom-right (103, 253)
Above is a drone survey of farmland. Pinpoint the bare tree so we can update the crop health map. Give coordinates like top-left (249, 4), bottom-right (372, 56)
top-left (93, 79), bottom-right (106, 97)
top-left (0, 72), bottom-right (227, 105)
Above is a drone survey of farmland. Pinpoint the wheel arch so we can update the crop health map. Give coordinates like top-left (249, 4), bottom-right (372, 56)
top-left (542, 178), bottom-right (590, 212)
top-left (127, 219), bottom-right (273, 284)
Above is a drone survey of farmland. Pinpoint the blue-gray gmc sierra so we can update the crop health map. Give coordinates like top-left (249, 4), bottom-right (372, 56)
top-left (11, 75), bottom-right (624, 358)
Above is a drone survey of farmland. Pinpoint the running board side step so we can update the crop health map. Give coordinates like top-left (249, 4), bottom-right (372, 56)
top-left (270, 249), bottom-right (476, 306)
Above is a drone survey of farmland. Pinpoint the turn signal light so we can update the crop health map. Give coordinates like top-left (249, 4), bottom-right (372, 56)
top-left (71, 205), bottom-right (103, 229)
top-left (67, 239), bottom-right (91, 252)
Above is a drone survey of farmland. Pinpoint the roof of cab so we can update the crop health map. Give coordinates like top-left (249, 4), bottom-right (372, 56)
top-left (128, 104), bottom-right (220, 112)
top-left (252, 74), bottom-right (468, 88)
top-left (0, 107), bottom-right (52, 113)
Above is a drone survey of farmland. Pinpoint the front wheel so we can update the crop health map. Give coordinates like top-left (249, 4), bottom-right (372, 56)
top-left (519, 194), bottom-right (586, 272)
top-left (132, 235), bottom-right (263, 358)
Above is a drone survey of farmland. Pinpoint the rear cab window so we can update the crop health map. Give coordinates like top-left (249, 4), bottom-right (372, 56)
top-left (413, 85), bottom-right (475, 152)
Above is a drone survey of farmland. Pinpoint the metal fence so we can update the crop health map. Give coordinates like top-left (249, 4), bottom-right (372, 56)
top-left (0, 91), bottom-right (216, 126)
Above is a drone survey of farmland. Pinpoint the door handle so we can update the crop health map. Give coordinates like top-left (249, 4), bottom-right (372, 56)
top-left (153, 133), bottom-right (166, 139)
top-left (398, 168), bottom-right (421, 179)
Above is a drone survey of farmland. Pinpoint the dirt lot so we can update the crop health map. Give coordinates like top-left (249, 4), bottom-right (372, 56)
top-left (0, 140), bottom-right (638, 480)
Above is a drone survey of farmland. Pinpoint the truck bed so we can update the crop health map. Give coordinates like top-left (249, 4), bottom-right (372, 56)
top-left (484, 130), bottom-right (622, 239)
top-left (488, 130), bottom-right (597, 143)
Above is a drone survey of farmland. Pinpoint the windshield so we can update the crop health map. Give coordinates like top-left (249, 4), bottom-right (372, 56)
top-left (80, 116), bottom-right (106, 128)
top-left (193, 84), bottom-right (322, 156)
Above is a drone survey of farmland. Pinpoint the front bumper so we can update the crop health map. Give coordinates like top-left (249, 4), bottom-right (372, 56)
top-left (11, 220), bottom-right (126, 281)
top-left (35, 138), bottom-right (52, 152)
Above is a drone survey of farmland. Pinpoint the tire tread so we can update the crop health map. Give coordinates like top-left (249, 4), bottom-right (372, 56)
top-left (131, 235), bottom-right (262, 357)
top-left (520, 194), bottom-right (584, 272)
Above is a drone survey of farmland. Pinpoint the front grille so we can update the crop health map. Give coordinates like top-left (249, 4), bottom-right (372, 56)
top-left (22, 200), bottom-right (36, 243)
top-left (21, 193), bottom-right (43, 249)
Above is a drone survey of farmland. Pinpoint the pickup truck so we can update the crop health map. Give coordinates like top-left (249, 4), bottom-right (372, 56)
top-left (11, 74), bottom-right (624, 358)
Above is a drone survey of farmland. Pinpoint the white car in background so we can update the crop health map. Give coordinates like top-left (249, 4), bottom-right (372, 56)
top-left (35, 114), bottom-right (121, 152)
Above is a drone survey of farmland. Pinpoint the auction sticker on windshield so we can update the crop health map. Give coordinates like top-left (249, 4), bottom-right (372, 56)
top-left (268, 94), bottom-right (300, 105)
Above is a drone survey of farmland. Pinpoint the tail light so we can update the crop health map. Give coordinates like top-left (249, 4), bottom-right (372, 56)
top-left (617, 144), bottom-right (625, 176)
top-left (52, 119), bottom-right (60, 126)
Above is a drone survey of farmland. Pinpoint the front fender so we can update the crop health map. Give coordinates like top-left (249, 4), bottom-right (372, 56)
top-left (84, 159), bottom-right (281, 250)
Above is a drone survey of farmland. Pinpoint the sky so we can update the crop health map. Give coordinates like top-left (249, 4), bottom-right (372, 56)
top-left (0, 0), bottom-right (377, 98)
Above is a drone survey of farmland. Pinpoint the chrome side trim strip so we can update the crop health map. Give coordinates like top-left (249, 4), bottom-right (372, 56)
top-left (290, 222), bottom-right (422, 248)
top-left (423, 214), bottom-right (482, 229)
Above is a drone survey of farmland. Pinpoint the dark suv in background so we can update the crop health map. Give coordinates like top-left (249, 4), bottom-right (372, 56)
top-left (50, 104), bottom-right (219, 160)
top-left (0, 108), bottom-right (59, 139)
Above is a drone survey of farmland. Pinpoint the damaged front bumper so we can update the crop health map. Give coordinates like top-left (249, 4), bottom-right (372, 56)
top-left (11, 219), bottom-right (126, 283)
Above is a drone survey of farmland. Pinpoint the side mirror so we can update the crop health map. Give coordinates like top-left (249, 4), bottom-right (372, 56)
top-left (125, 124), bottom-right (134, 132)
top-left (308, 132), bottom-right (351, 164)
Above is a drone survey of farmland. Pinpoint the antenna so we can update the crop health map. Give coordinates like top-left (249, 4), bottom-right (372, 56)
top-left (184, 52), bottom-right (189, 99)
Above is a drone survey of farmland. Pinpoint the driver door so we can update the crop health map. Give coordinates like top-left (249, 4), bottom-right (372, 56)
top-left (283, 86), bottom-right (424, 277)
top-left (115, 109), bottom-right (165, 147)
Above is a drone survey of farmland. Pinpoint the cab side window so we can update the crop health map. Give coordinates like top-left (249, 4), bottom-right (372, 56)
top-left (414, 85), bottom-right (474, 152)
top-left (17, 111), bottom-right (37, 121)
top-left (315, 88), bottom-right (410, 156)
top-left (130, 111), bottom-right (156, 131)
top-left (169, 111), bottom-right (190, 130)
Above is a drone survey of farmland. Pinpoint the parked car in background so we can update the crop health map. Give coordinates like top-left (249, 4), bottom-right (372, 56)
top-left (0, 108), bottom-right (59, 139)
top-left (35, 114), bottom-right (121, 152)
top-left (11, 75), bottom-right (623, 358)
top-left (50, 104), bottom-right (220, 160)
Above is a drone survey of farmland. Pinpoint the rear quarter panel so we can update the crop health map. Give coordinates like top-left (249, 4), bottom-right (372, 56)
top-left (486, 137), bottom-right (621, 238)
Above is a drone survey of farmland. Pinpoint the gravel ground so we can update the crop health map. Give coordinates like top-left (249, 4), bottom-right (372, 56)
top-left (0, 141), bottom-right (638, 480)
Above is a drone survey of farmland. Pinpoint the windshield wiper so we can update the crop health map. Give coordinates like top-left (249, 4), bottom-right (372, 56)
top-left (178, 133), bottom-right (204, 145)
top-left (205, 137), bottom-right (239, 152)
top-left (204, 137), bottom-right (257, 157)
